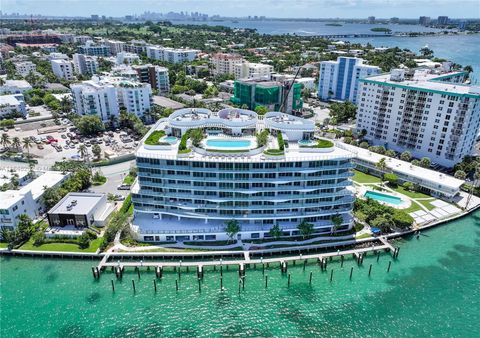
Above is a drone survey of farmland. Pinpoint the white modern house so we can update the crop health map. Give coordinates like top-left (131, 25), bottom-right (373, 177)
top-left (130, 108), bottom-right (355, 242)
top-left (73, 53), bottom-right (98, 76)
top-left (47, 192), bottom-right (115, 229)
top-left (0, 171), bottom-right (67, 231)
top-left (317, 57), bottom-right (381, 103)
top-left (0, 80), bottom-right (32, 94)
top-left (51, 59), bottom-right (75, 80)
top-left (0, 94), bottom-right (26, 116)
top-left (356, 69), bottom-right (480, 168)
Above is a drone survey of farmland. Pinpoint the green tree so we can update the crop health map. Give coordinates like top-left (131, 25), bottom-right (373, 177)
top-left (189, 128), bottom-right (204, 147)
top-left (254, 105), bottom-right (268, 115)
top-left (330, 214), bottom-right (343, 235)
top-left (420, 157), bottom-right (431, 168)
top-left (0, 133), bottom-right (12, 148)
top-left (269, 224), bottom-right (282, 239)
top-left (91, 144), bottom-right (102, 159)
top-left (224, 219), bottom-right (241, 242)
top-left (400, 151), bottom-right (412, 162)
top-left (11, 137), bottom-right (21, 151)
top-left (328, 101), bottom-right (357, 124)
top-left (76, 115), bottom-right (105, 135)
top-left (454, 170), bottom-right (467, 180)
top-left (375, 157), bottom-right (388, 172)
top-left (359, 141), bottom-right (369, 149)
top-left (297, 220), bottom-right (314, 239)
top-left (383, 173), bottom-right (398, 186)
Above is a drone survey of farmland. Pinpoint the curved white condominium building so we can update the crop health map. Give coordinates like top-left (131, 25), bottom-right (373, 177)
top-left (131, 108), bottom-right (355, 242)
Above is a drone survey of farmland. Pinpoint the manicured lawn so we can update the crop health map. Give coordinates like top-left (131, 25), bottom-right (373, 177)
top-left (352, 170), bottom-right (382, 184)
top-left (123, 174), bottom-right (136, 185)
top-left (402, 202), bottom-right (423, 214)
top-left (19, 237), bottom-right (102, 253)
top-left (392, 185), bottom-right (432, 199)
top-left (355, 233), bottom-right (372, 239)
top-left (0, 242), bottom-right (9, 249)
top-left (417, 199), bottom-right (437, 211)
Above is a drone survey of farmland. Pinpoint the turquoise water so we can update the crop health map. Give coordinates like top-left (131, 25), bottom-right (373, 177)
top-left (162, 136), bottom-right (178, 144)
top-left (1, 211), bottom-right (480, 336)
top-left (298, 139), bottom-right (314, 146)
top-left (206, 139), bottom-right (251, 148)
top-left (364, 190), bottom-right (402, 205)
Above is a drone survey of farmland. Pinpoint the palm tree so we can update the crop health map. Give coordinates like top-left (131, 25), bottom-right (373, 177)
top-left (60, 96), bottom-right (72, 114)
top-left (375, 157), bottom-right (388, 172)
top-left (1, 133), bottom-right (11, 150)
top-left (22, 137), bottom-right (34, 174)
top-left (11, 137), bottom-right (21, 151)
top-left (78, 144), bottom-right (91, 173)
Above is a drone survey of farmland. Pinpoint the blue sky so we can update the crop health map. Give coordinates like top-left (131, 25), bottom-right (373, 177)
top-left (2, 0), bottom-right (480, 18)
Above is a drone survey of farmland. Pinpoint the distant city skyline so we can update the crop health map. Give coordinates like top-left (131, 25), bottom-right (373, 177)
top-left (2, 0), bottom-right (479, 19)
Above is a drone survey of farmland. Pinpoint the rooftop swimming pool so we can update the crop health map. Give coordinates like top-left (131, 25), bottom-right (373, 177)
top-left (364, 190), bottom-right (402, 205)
top-left (206, 139), bottom-right (252, 149)
top-left (162, 136), bottom-right (178, 144)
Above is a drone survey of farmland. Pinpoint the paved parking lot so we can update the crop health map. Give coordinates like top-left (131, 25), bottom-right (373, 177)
top-left (5, 120), bottom-right (140, 165)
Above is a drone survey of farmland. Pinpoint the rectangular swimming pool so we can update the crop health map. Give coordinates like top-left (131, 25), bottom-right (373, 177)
top-left (364, 190), bottom-right (402, 205)
top-left (206, 139), bottom-right (251, 148)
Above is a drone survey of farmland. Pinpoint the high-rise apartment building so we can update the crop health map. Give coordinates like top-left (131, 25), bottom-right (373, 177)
top-left (356, 69), bottom-right (480, 167)
top-left (317, 57), bottom-right (381, 104)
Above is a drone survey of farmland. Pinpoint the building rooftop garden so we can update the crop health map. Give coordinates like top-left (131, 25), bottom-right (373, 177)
top-left (144, 130), bottom-right (166, 145)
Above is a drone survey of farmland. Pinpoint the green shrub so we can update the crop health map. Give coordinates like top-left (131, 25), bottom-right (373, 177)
top-left (144, 130), bottom-right (166, 145)
top-left (277, 132), bottom-right (285, 151)
top-left (392, 209), bottom-right (414, 229)
top-left (383, 173), bottom-right (398, 186)
top-left (77, 232), bottom-right (90, 249)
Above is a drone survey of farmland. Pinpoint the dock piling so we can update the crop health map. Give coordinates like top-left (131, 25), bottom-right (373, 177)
top-left (153, 279), bottom-right (157, 292)
top-left (111, 279), bottom-right (115, 292)
top-left (288, 273), bottom-right (291, 287)
top-left (368, 264), bottom-right (372, 277)
top-left (349, 267), bottom-right (353, 280)
top-left (309, 271), bottom-right (313, 285)
top-left (387, 261), bottom-right (392, 272)
top-left (175, 279), bottom-right (179, 292)
top-left (330, 269), bottom-right (334, 282)
top-left (132, 279), bottom-right (136, 293)
top-left (265, 275), bottom-right (268, 289)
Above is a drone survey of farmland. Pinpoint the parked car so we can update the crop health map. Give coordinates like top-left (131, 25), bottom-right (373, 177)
top-left (117, 184), bottom-right (131, 190)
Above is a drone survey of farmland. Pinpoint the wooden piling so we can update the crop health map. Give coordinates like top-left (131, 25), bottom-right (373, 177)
top-left (349, 267), bottom-right (353, 280)
top-left (368, 264), bottom-right (372, 277)
top-left (198, 278), bottom-right (201, 293)
top-left (220, 277), bottom-right (223, 290)
top-left (265, 275), bottom-right (268, 288)
top-left (91, 266), bottom-right (96, 279)
top-left (377, 251), bottom-right (380, 262)
top-left (175, 279), bottom-right (179, 292)
top-left (111, 279), bottom-right (115, 292)
top-left (153, 279), bottom-right (157, 292)
top-left (341, 255), bottom-right (344, 267)
top-left (309, 271), bottom-right (313, 285)
top-left (132, 279), bottom-right (136, 292)
top-left (288, 274), bottom-right (291, 287)
top-left (330, 269), bottom-right (334, 282)
top-left (387, 261), bottom-right (392, 272)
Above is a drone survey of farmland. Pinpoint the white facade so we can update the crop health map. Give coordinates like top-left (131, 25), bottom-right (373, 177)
top-left (211, 53), bottom-right (244, 76)
top-left (295, 77), bottom-right (316, 91)
top-left (51, 59), bottom-right (75, 80)
top-left (131, 108), bottom-right (354, 242)
top-left (356, 70), bottom-right (480, 168)
top-left (0, 94), bottom-right (26, 116)
top-left (14, 61), bottom-right (36, 77)
top-left (0, 171), bottom-right (67, 230)
top-left (47, 192), bottom-right (114, 228)
top-left (73, 53), bottom-right (98, 76)
top-left (146, 46), bottom-right (199, 64)
top-left (233, 62), bottom-right (274, 80)
top-left (0, 80), bottom-right (32, 94)
top-left (154, 66), bottom-right (170, 94)
top-left (116, 52), bottom-right (140, 65)
top-left (71, 80), bottom-right (119, 122)
top-left (71, 77), bottom-right (152, 120)
top-left (104, 40), bottom-right (125, 54)
top-left (317, 57), bottom-right (381, 103)
top-left (116, 81), bottom-right (152, 117)
top-left (78, 41), bottom-right (110, 57)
